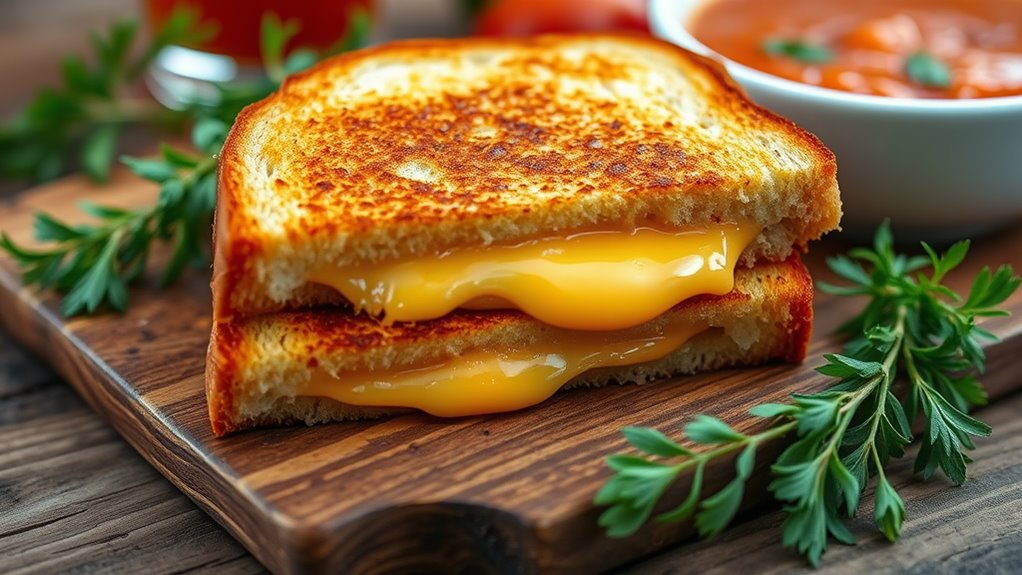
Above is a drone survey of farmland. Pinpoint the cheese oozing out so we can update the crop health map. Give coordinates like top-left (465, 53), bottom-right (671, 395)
top-left (307, 221), bottom-right (760, 331)
top-left (298, 319), bottom-right (710, 416)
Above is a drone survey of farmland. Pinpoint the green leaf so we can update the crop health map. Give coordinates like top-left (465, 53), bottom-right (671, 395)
top-left (965, 266), bottom-right (1020, 311)
top-left (599, 501), bottom-right (651, 538)
top-left (283, 49), bottom-right (319, 75)
top-left (685, 415), bottom-right (745, 445)
top-left (749, 403), bottom-right (798, 419)
top-left (695, 477), bottom-right (745, 537)
top-left (60, 232), bottom-right (120, 316)
top-left (121, 156), bottom-right (178, 182)
top-left (735, 443), bottom-right (757, 479)
top-left (193, 172), bottom-right (218, 213)
top-left (780, 502), bottom-right (828, 566)
top-left (930, 392), bottom-right (991, 438)
top-left (1, 232), bottom-right (57, 262)
top-left (905, 52), bottom-right (952, 89)
top-left (81, 124), bottom-right (119, 182)
top-left (160, 222), bottom-right (192, 287)
top-left (873, 475), bottom-right (904, 542)
top-left (326, 6), bottom-right (373, 56)
top-left (923, 240), bottom-right (969, 283)
top-left (762, 38), bottom-right (834, 63)
top-left (92, 20), bottom-right (136, 82)
top-left (825, 506), bottom-right (857, 545)
top-left (818, 354), bottom-right (884, 379)
top-left (606, 454), bottom-right (675, 477)
top-left (33, 213), bottom-right (84, 242)
top-left (597, 457), bottom-right (681, 538)
top-left (261, 13), bottom-right (301, 83)
top-left (656, 464), bottom-right (704, 524)
top-left (78, 202), bottom-right (131, 220)
top-left (622, 426), bottom-right (690, 457)
top-left (816, 280), bottom-right (869, 297)
top-left (160, 144), bottom-right (200, 168)
top-left (841, 440), bottom-right (871, 492)
top-left (885, 392), bottom-right (913, 442)
top-left (770, 459), bottom-right (820, 504)
top-left (191, 117), bottom-right (228, 153)
top-left (106, 272), bottom-right (128, 312)
top-left (872, 220), bottom-right (894, 259)
top-left (23, 254), bottom-right (66, 288)
top-left (593, 475), bottom-right (626, 506)
top-left (828, 452), bottom-right (859, 515)
top-left (792, 395), bottom-right (840, 435)
top-left (946, 375), bottom-right (988, 408)
top-left (825, 254), bottom-right (872, 287)
top-left (61, 56), bottom-right (102, 97)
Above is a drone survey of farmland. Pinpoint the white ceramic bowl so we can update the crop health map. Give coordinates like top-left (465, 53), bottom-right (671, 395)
top-left (650, 0), bottom-right (1022, 237)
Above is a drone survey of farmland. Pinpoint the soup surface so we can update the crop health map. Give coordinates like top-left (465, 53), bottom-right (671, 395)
top-left (691, 0), bottom-right (1022, 98)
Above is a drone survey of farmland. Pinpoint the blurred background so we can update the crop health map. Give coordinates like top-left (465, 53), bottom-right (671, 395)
top-left (0, 0), bottom-right (467, 111)
top-left (0, 0), bottom-right (650, 194)
top-left (0, 0), bottom-right (649, 110)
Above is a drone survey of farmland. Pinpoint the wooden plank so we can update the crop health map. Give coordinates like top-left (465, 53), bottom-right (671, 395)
top-left (0, 330), bottom-right (264, 575)
top-left (1, 173), bottom-right (1021, 574)
top-left (3, 330), bottom-right (1018, 574)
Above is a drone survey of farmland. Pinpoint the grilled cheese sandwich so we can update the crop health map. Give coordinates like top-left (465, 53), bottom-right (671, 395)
top-left (207, 34), bottom-right (841, 435)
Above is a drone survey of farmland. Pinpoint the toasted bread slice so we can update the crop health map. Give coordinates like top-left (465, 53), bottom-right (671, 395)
top-left (207, 256), bottom-right (812, 436)
top-left (214, 35), bottom-right (840, 322)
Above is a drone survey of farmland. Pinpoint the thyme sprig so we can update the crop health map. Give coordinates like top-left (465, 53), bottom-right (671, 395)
top-left (1, 10), bottom-right (370, 316)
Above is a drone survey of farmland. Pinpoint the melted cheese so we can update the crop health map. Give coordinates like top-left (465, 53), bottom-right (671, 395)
top-left (308, 221), bottom-right (759, 331)
top-left (299, 320), bottom-right (709, 416)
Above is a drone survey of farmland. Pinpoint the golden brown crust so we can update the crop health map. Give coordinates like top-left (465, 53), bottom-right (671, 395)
top-left (214, 34), bottom-right (840, 321)
top-left (207, 256), bottom-right (814, 435)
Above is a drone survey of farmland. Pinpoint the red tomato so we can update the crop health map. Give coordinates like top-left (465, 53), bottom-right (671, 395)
top-left (474, 0), bottom-right (649, 36)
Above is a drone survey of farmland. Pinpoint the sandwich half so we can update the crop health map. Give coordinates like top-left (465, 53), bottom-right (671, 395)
top-left (207, 34), bottom-right (841, 435)
top-left (213, 34), bottom-right (840, 329)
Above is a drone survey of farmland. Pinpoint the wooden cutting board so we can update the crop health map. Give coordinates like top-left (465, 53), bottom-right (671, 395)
top-left (2, 172), bottom-right (1022, 575)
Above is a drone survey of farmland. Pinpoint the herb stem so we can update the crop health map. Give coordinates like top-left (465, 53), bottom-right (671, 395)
top-left (715, 420), bottom-right (797, 460)
top-left (867, 305), bottom-right (907, 438)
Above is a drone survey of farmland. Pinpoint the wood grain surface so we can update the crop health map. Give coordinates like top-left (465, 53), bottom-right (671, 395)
top-left (2, 2), bottom-right (1021, 573)
top-left (1, 171), bottom-right (1022, 574)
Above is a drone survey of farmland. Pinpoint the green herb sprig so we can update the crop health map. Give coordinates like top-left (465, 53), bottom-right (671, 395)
top-left (0, 8), bottom-right (214, 183)
top-left (905, 52), bottom-right (952, 89)
top-left (0, 10), bottom-right (370, 316)
top-left (762, 38), bottom-right (834, 64)
top-left (596, 223), bottom-right (1019, 566)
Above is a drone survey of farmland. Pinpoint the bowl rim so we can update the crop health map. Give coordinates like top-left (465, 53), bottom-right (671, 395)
top-left (649, 0), bottom-right (1022, 112)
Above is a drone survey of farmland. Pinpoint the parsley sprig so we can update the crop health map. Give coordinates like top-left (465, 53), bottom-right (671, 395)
top-left (0, 129), bottom-right (221, 316)
top-left (596, 223), bottom-right (1020, 565)
top-left (1, 10), bottom-right (370, 316)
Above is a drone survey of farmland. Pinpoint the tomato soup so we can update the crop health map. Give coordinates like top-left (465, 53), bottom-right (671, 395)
top-left (690, 0), bottom-right (1022, 98)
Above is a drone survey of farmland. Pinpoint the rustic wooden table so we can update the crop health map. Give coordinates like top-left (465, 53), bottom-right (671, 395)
top-left (1, 1), bottom-right (1020, 573)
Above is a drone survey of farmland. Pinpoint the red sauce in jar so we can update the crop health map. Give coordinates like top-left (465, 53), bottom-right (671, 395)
top-left (690, 0), bottom-right (1022, 98)
top-left (146, 0), bottom-right (373, 64)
